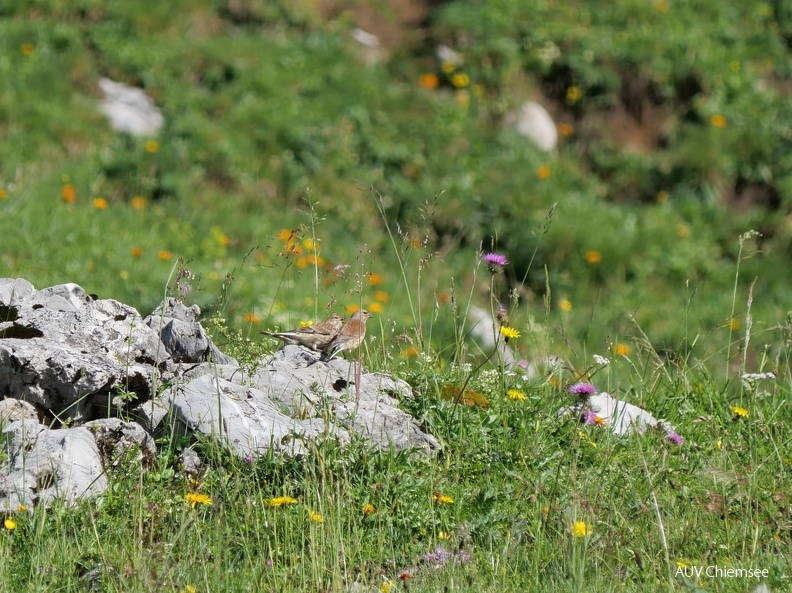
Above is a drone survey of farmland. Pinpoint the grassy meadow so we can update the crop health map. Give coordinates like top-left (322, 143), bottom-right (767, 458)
top-left (2, 0), bottom-right (792, 590)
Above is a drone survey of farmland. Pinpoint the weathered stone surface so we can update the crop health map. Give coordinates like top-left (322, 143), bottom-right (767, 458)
top-left (0, 420), bottom-right (107, 511)
top-left (86, 418), bottom-right (156, 466)
top-left (505, 101), bottom-right (558, 152)
top-left (98, 78), bottom-right (164, 136)
top-left (1, 278), bottom-right (440, 509)
top-left (145, 298), bottom-right (236, 364)
top-left (0, 398), bottom-right (38, 425)
top-left (560, 391), bottom-right (680, 439)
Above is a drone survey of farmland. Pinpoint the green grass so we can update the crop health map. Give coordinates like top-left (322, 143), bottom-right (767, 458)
top-left (2, 0), bottom-right (792, 590)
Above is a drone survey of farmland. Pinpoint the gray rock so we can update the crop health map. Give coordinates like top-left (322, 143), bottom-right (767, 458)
top-left (560, 391), bottom-right (680, 439)
top-left (505, 101), bottom-right (558, 152)
top-left (145, 298), bottom-right (237, 365)
top-left (0, 398), bottom-right (38, 426)
top-left (0, 279), bottom-right (172, 420)
top-left (0, 420), bottom-right (107, 511)
top-left (86, 418), bottom-right (156, 466)
top-left (180, 448), bottom-right (204, 478)
top-left (98, 78), bottom-right (164, 136)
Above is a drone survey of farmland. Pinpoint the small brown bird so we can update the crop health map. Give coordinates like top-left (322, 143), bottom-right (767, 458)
top-left (320, 309), bottom-right (373, 361)
top-left (260, 313), bottom-right (344, 351)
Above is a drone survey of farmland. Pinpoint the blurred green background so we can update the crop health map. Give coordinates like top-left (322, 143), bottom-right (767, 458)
top-left (2, 0), bottom-right (792, 377)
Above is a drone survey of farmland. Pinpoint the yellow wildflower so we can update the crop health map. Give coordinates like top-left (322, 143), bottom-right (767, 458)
top-left (92, 197), bottom-right (108, 210)
top-left (184, 493), bottom-right (212, 508)
top-left (535, 164), bottom-right (551, 180)
top-left (559, 298), bottom-right (573, 312)
top-left (732, 406), bottom-right (749, 418)
top-left (570, 521), bottom-right (592, 537)
top-left (269, 496), bottom-right (298, 508)
top-left (710, 114), bottom-right (727, 128)
top-left (363, 503), bottom-right (375, 516)
top-left (585, 250), bottom-right (602, 264)
top-left (419, 73), bottom-right (439, 89)
top-left (614, 343), bottom-right (631, 356)
top-left (144, 140), bottom-right (160, 153)
top-left (131, 247), bottom-right (143, 257)
top-left (20, 44), bottom-right (34, 56)
top-left (374, 291), bottom-right (390, 302)
top-left (367, 302), bottom-right (384, 314)
top-left (433, 493), bottom-right (454, 504)
top-left (4, 518), bottom-right (16, 531)
top-left (131, 196), bottom-right (147, 210)
top-left (440, 61), bottom-right (456, 74)
top-left (451, 73), bottom-right (470, 88)
top-left (566, 86), bottom-right (582, 104)
top-left (499, 326), bottom-right (521, 340)
top-left (309, 511), bottom-right (324, 523)
top-left (506, 389), bottom-right (526, 402)
top-left (61, 184), bottom-right (77, 204)
top-left (158, 250), bottom-right (172, 261)
top-left (243, 313), bottom-right (260, 324)
top-left (438, 531), bottom-right (450, 540)
top-left (0, 189), bottom-right (8, 199)
top-left (368, 273), bottom-right (384, 286)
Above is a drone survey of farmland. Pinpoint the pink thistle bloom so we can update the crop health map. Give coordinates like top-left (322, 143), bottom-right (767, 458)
top-left (482, 252), bottom-right (508, 273)
top-left (581, 409), bottom-right (598, 425)
top-left (666, 432), bottom-right (684, 445)
top-left (569, 382), bottom-right (597, 396)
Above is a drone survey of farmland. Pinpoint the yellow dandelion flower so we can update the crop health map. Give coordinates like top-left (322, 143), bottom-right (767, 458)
top-left (20, 44), bottom-right (34, 56)
top-left (130, 195), bottom-right (147, 210)
top-left (368, 273), bottom-right (384, 286)
top-left (367, 302), bottom-right (384, 314)
top-left (184, 493), bottom-right (212, 508)
top-left (558, 122), bottom-right (574, 137)
top-left (363, 503), bottom-right (375, 516)
top-left (269, 496), bottom-right (298, 508)
top-left (507, 389), bottom-right (526, 402)
top-left (243, 313), bottom-right (260, 324)
top-left (158, 250), bottom-right (172, 261)
top-left (433, 492), bottom-right (454, 504)
top-left (346, 304), bottom-right (361, 315)
top-left (296, 256), bottom-right (308, 269)
top-left (277, 229), bottom-right (296, 242)
top-left (218, 234), bottom-right (230, 246)
top-left (440, 61), bottom-right (456, 74)
top-left (309, 511), bottom-right (324, 523)
top-left (451, 72), bottom-right (470, 88)
top-left (570, 521), bottom-right (592, 537)
top-left (131, 247), bottom-right (143, 257)
top-left (17, 505), bottom-right (26, 513)
top-left (559, 298), bottom-right (573, 312)
top-left (0, 189), bottom-right (8, 199)
top-left (302, 238), bottom-right (316, 251)
top-left (710, 114), bottom-right (727, 128)
top-left (419, 73), bottom-right (439, 90)
top-left (566, 86), bottom-right (582, 104)
top-left (438, 531), bottom-right (450, 540)
top-left (730, 318), bottom-right (740, 330)
top-left (374, 291), bottom-right (390, 303)
top-left (92, 197), bottom-right (108, 210)
top-left (676, 561), bottom-right (688, 569)
top-left (61, 184), bottom-right (77, 204)
top-left (585, 250), bottom-right (602, 264)
top-left (299, 320), bottom-right (314, 328)
top-left (181, 586), bottom-right (197, 593)
top-left (144, 140), bottom-right (160, 153)
top-left (594, 416), bottom-right (607, 427)
top-left (535, 164), bottom-right (551, 180)
top-left (499, 326), bottom-right (521, 340)
top-left (380, 580), bottom-right (395, 593)
top-left (4, 518), bottom-right (16, 531)
top-left (614, 343), bottom-right (631, 356)
top-left (732, 406), bottom-right (749, 418)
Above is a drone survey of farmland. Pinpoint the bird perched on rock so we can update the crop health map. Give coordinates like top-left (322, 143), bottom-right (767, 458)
top-left (260, 313), bottom-right (344, 351)
top-left (320, 309), bottom-right (373, 361)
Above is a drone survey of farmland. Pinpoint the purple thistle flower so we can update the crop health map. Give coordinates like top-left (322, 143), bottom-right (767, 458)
top-left (482, 252), bottom-right (509, 273)
top-left (569, 382), bottom-right (597, 396)
top-left (581, 409), bottom-right (598, 425)
top-left (244, 454), bottom-right (253, 464)
top-left (666, 432), bottom-right (684, 445)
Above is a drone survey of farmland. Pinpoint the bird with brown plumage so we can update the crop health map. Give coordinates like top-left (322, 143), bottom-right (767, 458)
top-left (320, 309), bottom-right (372, 361)
top-left (260, 313), bottom-right (344, 351)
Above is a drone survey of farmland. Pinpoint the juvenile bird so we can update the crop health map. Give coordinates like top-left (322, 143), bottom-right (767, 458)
top-left (320, 309), bottom-right (373, 361)
top-left (260, 313), bottom-right (344, 351)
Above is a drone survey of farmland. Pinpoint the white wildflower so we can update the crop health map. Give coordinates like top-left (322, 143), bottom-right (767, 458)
top-left (593, 354), bottom-right (610, 366)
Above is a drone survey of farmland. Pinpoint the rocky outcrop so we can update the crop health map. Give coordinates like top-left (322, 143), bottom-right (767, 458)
top-left (0, 278), bottom-right (438, 510)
